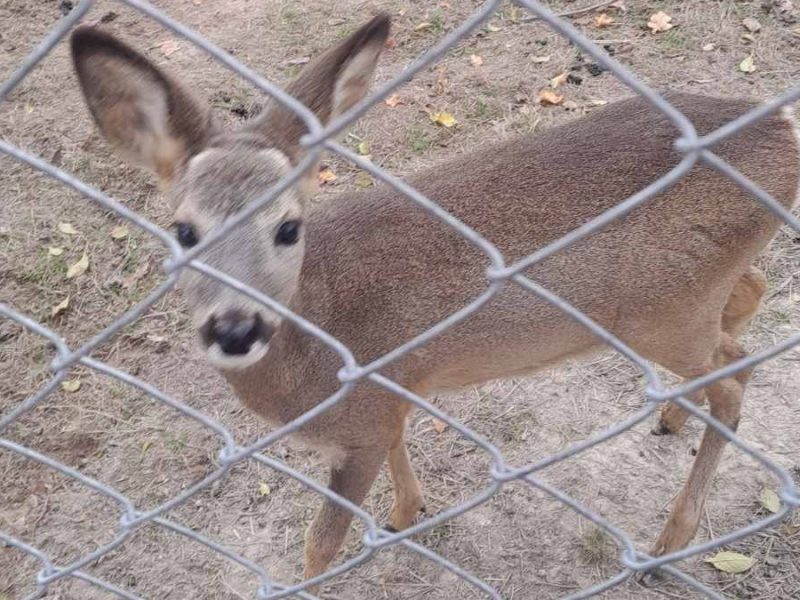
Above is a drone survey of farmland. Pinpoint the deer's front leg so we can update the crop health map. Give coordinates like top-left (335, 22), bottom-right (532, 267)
top-left (303, 446), bottom-right (387, 584)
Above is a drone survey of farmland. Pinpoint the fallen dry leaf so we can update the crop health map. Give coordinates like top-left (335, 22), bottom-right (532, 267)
top-left (122, 261), bottom-right (150, 290)
top-left (384, 37), bottom-right (397, 49)
top-left (594, 13), bottom-right (614, 28)
top-left (159, 40), bottom-right (180, 57)
top-left (318, 167), bottom-right (337, 184)
top-left (110, 225), bottom-right (129, 240)
top-left (590, 98), bottom-right (609, 106)
top-left (759, 488), bottom-right (781, 513)
top-left (704, 551), bottom-right (755, 574)
top-left (538, 89), bottom-right (564, 106)
top-left (66, 253), bottom-right (89, 279)
top-left (432, 418), bottom-right (448, 433)
top-left (485, 22), bottom-right (501, 33)
top-left (550, 72), bottom-right (569, 88)
top-left (531, 55), bottom-right (551, 64)
top-left (739, 54), bottom-right (756, 73)
top-left (62, 379), bottom-right (81, 393)
top-left (355, 172), bottom-right (373, 188)
top-left (431, 111), bottom-right (457, 127)
top-left (414, 21), bottom-right (433, 32)
top-left (384, 93), bottom-right (403, 108)
top-left (648, 11), bottom-right (674, 33)
top-left (702, 42), bottom-right (716, 52)
top-left (469, 54), bottom-right (483, 67)
top-left (741, 33), bottom-right (756, 43)
top-left (742, 17), bottom-right (762, 33)
top-left (58, 222), bottom-right (78, 235)
top-left (48, 246), bottom-right (64, 256)
top-left (258, 482), bottom-right (271, 496)
top-left (357, 140), bottom-right (370, 156)
top-left (51, 296), bottom-right (70, 318)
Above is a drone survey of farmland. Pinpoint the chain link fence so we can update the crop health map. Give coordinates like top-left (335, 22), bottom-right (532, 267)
top-left (2, 0), bottom-right (800, 598)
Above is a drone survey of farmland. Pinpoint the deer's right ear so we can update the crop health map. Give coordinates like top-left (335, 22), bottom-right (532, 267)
top-left (71, 26), bottom-right (215, 184)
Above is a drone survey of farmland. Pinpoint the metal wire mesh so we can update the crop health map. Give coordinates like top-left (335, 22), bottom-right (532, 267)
top-left (2, 1), bottom-right (800, 599)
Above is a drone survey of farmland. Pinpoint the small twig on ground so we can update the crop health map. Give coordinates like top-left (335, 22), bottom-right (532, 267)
top-left (519, 0), bottom-right (619, 23)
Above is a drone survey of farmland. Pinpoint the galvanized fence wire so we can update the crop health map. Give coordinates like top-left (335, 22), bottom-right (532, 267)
top-left (1, 0), bottom-right (799, 598)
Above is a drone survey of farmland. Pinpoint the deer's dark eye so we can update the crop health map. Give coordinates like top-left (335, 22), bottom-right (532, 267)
top-left (275, 220), bottom-right (301, 246)
top-left (176, 222), bottom-right (199, 248)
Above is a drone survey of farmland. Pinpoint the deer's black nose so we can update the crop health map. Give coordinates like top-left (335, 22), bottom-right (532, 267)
top-left (202, 311), bottom-right (274, 355)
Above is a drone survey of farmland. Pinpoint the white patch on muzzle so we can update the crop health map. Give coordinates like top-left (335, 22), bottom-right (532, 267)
top-left (207, 339), bottom-right (269, 370)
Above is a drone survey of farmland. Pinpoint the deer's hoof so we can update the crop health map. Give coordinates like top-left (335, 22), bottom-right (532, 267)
top-left (635, 569), bottom-right (666, 588)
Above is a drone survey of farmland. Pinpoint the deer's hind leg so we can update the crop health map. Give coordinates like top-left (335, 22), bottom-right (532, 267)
top-left (650, 334), bottom-right (750, 558)
top-left (386, 431), bottom-right (425, 532)
top-left (653, 265), bottom-right (765, 436)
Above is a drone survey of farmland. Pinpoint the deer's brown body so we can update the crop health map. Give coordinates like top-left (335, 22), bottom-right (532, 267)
top-left (71, 14), bottom-right (799, 590)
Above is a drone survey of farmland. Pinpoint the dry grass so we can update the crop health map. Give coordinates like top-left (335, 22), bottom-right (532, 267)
top-left (1, 1), bottom-right (800, 599)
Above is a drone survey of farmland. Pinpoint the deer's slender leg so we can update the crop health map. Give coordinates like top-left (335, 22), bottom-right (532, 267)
top-left (650, 334), bottom-right (748, 557)
top-left (386, 435), bottom-right (425, 531)
top-left (303, 446), bottom-right (387, 583)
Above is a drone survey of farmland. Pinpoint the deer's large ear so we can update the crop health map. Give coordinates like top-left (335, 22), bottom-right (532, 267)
top-left (71, 26), bottom-right (216, 183)
top-left (249, 13), bottom-right (390, 162)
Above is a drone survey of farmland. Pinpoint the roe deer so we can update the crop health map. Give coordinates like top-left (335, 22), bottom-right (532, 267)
top-left (71, 13), bottom-right (800, 589)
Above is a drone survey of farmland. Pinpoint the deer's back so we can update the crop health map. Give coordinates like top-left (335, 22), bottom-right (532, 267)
top-left (298, 93), bottom-right (799, 391)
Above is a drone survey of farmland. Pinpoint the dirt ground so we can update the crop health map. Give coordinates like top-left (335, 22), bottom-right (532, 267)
top-left (2, 1), bottom-right (800, 599)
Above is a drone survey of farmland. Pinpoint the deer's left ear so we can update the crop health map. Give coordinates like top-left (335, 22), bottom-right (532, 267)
top-left (248, 13), bottom-right (391, 162)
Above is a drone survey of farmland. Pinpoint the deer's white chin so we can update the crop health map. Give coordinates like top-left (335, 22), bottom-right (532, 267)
top-left (207, 340), bottom-right (269, 370)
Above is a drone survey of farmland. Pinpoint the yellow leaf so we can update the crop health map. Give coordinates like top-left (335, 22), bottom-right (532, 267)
top-left (432, 418), bottom-right (448, 434)
top-left (111, 225), bottom-right (129, 240)
top-left (62, 379), bottom-right (81, 393)
top-left (431, 112), bottom-right (457, 127)
top-left (357, 140), bottom-right (370, 155)
top-left (648, 11), bottom-right (674, 33)
top-left (739, 55), bottom-right (756, 73)
top-left (142, 440), bottom-right (152, 452)
top-left (160, 40), bottom-right (180, 57)
top-left (550, 72), bottom-right (569, 88)
top-left (384, 93), bottom-right (403, 108)
top-left (355, 172), bottom-right (373, 188)
top-left (51, 296), bottom-right (70, 317)
top-left (485, 22), bottom-right (500, 33)
top-left (258, 482), bottom-right (271, 496)
top-left (538, 89), bottom-right (564, 106)
top-left (704, 551), bottom-right (755, 574)
top-left (759, 488), bottom-right (780, 513)
top-left (66, 253), bottom-right (89, 279)
top-left (58, 222), bottom-right (78, 235)
top-left (594, 13), bottom-right (614, 28)
top-left (469, 54), bottom-right (483, 67)
top-left (48, 246), bottom-right (64, 256)
top-left (414, 22), bottom-right (432, 32)
top-left (318, 168), bottom-right (337, 184)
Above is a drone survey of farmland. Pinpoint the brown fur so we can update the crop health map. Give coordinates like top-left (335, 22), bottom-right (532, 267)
top-left (71, 15), bottom-right (800, 588)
